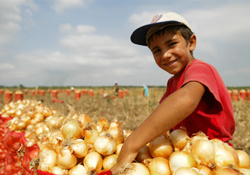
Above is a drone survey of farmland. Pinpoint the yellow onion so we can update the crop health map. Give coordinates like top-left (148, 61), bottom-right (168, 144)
top-left (77, 113), bottom-right (93, 128)
top-left (83, 151), bottom-right (103, 173)
top-left (103, 154), bottom-right (118, 171)
top-left (175, 167), bottom-right (200, 175)
top-left (212, 139), bottom-right (239, 167)
top-left (236, 150), bottom-right (250, 168)
top-left (135, 145), bottom-right (152, 163)
top-left (50, 166), bottom-right (67, 174)
top-left (69, 164), bottom-right (87, 175)
top-left (56, 147), bottom-right (77, 169)
top-left (108, 119), bottom-right (124, 145)
top-left (169, 128), bottom-right (190, 151)
top-left (123, 129), bottom-right (133, 141)
top-left (94, 132), bottom-right (117, 156)
top-left (239, 168), bottom-right (250, 174)
top-left (146, 157), bottom-right (171, 175)
top-left (46, 115), bottom-right (62, 129)
top-left (116, 143), bottom-right (123, 156)
top-left (211, 166), bottom-right (240, 175)
top-left (191, 139), bottom-right (215, 168)
top-left (16, 121), bottom-right (28, 130)
top-left (119, 163), bottom-right (150, 175)
top-left (34, 113), bottom-right (44, 122)
top-left (61, 119), bottom-right (83, 139)
top-left (38, 149), bottom-right (57, 172)
top-left (84, 124), bottom-right (99, 145)
top-left (196, 164), bottom-right (212, 175)
top-left (148, 135), bottom-right (173, 158)
top-left (71, 139), bottom-right (88, 158)
top-left (169, 151), bottom-right (196, 174)
top-left (96, 117), bottom-right (110, 133)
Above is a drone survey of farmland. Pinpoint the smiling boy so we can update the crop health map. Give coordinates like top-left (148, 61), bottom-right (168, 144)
top-left (110, 12), bottom-right (235, 174)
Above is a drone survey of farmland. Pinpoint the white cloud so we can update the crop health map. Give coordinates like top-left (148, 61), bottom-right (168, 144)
top-left (52, 0), bottom-right (85, 13)
top-left (0, 63), bottom-right (15, 70)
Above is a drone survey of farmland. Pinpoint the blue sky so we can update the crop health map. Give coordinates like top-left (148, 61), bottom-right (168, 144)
top-left (1, 0), bottom-right (250, 87)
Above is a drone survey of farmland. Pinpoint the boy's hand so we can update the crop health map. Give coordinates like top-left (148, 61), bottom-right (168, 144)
top-left (110, 137), bottom-right (138, 175)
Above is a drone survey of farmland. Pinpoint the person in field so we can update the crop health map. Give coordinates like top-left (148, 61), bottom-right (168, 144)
top-left (114, 81), bottom-right (119, 96)
top-left (111, 12), bottom-right (235, 174)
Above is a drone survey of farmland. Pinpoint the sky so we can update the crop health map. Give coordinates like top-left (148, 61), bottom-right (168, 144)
top-left (1, 0), bottom-right (250, 87)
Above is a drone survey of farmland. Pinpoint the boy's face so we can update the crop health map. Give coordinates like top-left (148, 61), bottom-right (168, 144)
top-left (148, 31), bottom-right (196, 77)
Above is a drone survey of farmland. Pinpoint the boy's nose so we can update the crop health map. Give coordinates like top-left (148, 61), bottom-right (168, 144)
top-left (162, 50), bottom-right (171, 60)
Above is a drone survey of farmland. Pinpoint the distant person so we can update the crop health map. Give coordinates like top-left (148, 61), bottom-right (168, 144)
top-left (142, 84), bottom-right (149, 97)
top-left (111, 12), bottom-right (235, 174)
top-left (114, 81), bottom-right (119, 96)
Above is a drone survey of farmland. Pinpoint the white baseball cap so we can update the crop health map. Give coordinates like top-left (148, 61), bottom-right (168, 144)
top-left (130, 12), bottom-right (192, 46)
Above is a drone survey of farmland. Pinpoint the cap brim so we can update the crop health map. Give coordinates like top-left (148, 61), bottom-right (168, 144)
top-left (130, 21), bottom-right (182, 46)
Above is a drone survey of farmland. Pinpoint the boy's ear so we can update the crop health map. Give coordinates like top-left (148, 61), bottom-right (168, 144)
top-left (189, 34), bottom-right (196, 52)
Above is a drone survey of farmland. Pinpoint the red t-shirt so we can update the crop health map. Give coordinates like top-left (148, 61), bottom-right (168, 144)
top-left (160, 59), bottom-right (235, 142)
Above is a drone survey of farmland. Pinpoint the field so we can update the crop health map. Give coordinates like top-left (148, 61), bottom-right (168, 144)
top-left (1, 87), bottom-right (250, 155)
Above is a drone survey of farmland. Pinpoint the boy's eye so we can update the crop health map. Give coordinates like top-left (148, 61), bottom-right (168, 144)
top-left (153, 49), bottom-right (161, 54)
top-left (169, 42), bottom-right (176, 47)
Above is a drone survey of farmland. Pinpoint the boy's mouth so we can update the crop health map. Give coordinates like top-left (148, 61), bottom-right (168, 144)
top-left (165, 60), bottom-right (177, 67)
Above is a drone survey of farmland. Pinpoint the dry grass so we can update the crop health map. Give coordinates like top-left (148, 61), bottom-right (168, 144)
top-left (1, 87), bottom-right (249, 154)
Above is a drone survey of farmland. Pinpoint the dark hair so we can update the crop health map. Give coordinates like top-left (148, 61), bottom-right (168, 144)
top-left (148, 25), bottom-right (194, 55)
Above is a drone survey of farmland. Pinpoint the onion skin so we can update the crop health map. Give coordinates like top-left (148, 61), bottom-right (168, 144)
top-left (169, 128), bottom-right (190, 150)
top-left (169, 151), bottom-right (196, 174)
top-left (135, 145), bottom-right (152, 163)
top-left (61, 119), bottom-right (83, 139)
top-left (147, 157), bottom-right (171, 175)
top-left (103, 154), bottom-right (118, 171)
top-left (84, 151), bottom-right (103, 173)
top-left (236, 150), bottom-right (250, 168)
top-left (69, 164), bottom-right (87, 175)
top-left (38, 150), bottom-right (57, 172)
top-left (71, 139), bottom-right (88, 158)
top-left (119, 163), bottom-right (150, 175)
top-left (175, 167), bottom-right (200, 175)
top-left (211, 166), bottom-right (240, 175)
top-left (94, 132), bottom-right (116, 156)
top-left (191, 139), bottom-right (215, 169)
top-left (149, 135), bottom-right (173, 158)
top-left (108, 119), bottom-right (124, 145)
top-left (56, 147), bottom-right (77, 169)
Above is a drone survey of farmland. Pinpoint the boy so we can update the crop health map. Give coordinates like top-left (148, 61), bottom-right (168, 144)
top-left (111, 12), bottom-right (235, 174)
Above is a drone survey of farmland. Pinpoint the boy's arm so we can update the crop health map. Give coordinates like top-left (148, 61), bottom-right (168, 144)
top-left (111, 81), bottom-right (205, 174)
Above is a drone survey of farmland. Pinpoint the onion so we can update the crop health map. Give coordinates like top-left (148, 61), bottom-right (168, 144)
top-left (169, 151), bottom-right (196, 174)
top-left (50, 166), bottom-right (67, 174)
top-left (196, 164), bottom-right (212, 175)
top-left (96, 117), bottom-right (110, 133)
top-left (94, 132), bottom-right (117, 156)
top-left (211, 166), bottom-right (240, 175)
top-left (103, 154), bottom-right (118, 171)
top-left (71, 139), bottom-right (88, 158)
top-left (116, 143), bottom-right (123, 156)
top-left (56, 147), bottom-right (77, 169)
top-left (77, 113), bottom-right (93, 128)
top-left (169, 128), bottom-right (190, 151)
top-left (212, 139), bottom-right (239, 167)
top-left (148, 135), bottom-right (173, 158)
top-left (135, 145), bottom-right (152, 163)
top-left (175, 167), bottom-right (200, 175)
top-left (46, 115), bottom-right (62, 129)
top-left (83, 151), bottom-right (103, 173)
top-left (34, 113), bottom-right (44, 122)
top-left (239, 168), bottom-right (250, 174)
top-left (38, 149), bottom-right (57, 172)
top-left (84, 123), bottom-right (99, 145)
top-left (61, 119), bottom-right (83, 139)
top-left (108, 119), bottom-right (124, 145)
top-left (146, 157), bottom-right (171, 175)
top-left (191, 139), bottom-right (215, 168)
top-left (119, 163), bottom-right (150, 175)
top-left (69, 164), bottom-right (87, 175)
top-left (236, 150), bottom-right (250, 168)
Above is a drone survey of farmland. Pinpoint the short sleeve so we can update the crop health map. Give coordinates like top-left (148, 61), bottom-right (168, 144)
top-left (183, 62), bottom-right (223, 117)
